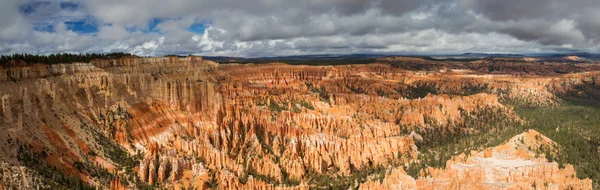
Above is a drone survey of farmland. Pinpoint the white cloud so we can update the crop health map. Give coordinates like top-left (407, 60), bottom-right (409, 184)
top-left (0, 0), bottom-right (31, 41)
top-left (0, 0), bottom-right (599, 56)
top-left (98, 25), bottom-right (129, 40)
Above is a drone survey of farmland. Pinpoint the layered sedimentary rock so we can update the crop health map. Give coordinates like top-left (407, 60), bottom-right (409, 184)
top-left (360, 130), bottom-right (593, 190)
top-left (138, 148), bottom-right (193, 184)
top-left (0, 56), bottom-right (221, 189)
top-left (360, 167), bottom-right (417, 189)
top-left (0, 56), bottom-right (597, 189)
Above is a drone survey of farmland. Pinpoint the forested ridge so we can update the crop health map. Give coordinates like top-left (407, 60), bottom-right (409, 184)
top-left (0, 52), bottom-right (133, 68)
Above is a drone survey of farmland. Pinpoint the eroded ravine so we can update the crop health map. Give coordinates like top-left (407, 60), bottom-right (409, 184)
top-left (0, 56), bottom-right (597, 189)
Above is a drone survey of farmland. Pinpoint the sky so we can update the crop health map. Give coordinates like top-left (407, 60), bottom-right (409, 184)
top-left (1, 0), bottom-right (599, 57)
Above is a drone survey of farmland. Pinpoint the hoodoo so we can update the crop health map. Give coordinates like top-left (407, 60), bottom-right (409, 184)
top-left (0, 56), bottom-right (598, 189)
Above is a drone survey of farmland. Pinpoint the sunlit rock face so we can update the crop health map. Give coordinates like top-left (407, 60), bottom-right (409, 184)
top-left (0, 56), bottom-right (596, 189)
top-left (360, 130), bottom-right (593, 190)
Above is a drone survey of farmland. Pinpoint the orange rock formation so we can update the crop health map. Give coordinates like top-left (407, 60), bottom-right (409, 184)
top-left (361, 130), bottom-right (593, 190)
top-left (0, 56), bottom-right (596, 189)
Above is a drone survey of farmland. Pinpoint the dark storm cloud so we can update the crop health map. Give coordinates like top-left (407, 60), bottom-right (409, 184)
top-left (460, 0), bottom-right (600, 45)
top-left (459, 0), bottom-right (598, 21)
top-left (459, 0), bottom-right (558, 21)
top-left (0, 0), bottom-right (599, 56)
top-left (378, 0), bottom-right (433, 16)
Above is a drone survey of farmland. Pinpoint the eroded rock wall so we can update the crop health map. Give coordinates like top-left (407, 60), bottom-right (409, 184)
top-left (0, 57), bottom-right (596, 189)
top-left (360, 130), bottom-right (593, 190)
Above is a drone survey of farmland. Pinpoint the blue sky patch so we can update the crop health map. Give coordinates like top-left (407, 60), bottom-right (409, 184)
top-left (33, 24), bottom-right (55, 33)
top-left (19, 1), bottom-right (51, 15)
top-left (115, 18), bottom-right (168, 34)
top-left (65, 20), bottom-right (98, 34)
top-left (60, 2), bottom-right (78, 11)
top-left (145, 18), bottom-right (166, 34)
top-left (188, 22), bottom-right (209, 35)
top-left (124, 17), bottom-right (202, 35)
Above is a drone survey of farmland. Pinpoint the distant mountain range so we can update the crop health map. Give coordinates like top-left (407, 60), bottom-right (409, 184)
top-left (201, 52), bottom-right (600, 63)
top-left (203, 54), bottom-right (387, 61)
top-left (530, 52), bottom-right (600, 59)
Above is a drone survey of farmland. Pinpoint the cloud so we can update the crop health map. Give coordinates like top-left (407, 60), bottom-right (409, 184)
top-left (498, 19), bottom-right (585, 46)
top-left (0, 0), bottom-right (599, 56)
top-left (459, 0), bottom-right (600, 45)
top-left (98, 25), bottom-right (129, 40)
top-left (0, 0), bottom-right (31, 41)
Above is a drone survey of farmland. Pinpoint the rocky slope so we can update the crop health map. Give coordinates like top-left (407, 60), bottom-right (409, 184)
top-left (0, 56), bottom-right (597, 189)
top-left (360, 130), bottom-right (593, 189)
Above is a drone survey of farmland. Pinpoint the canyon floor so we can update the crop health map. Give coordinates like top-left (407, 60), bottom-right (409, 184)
top-left (0, 55), bottom-right (599, 189)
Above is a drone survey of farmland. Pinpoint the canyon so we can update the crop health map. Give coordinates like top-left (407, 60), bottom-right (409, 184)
top-left (0, 55), bottom-right (598, 189)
